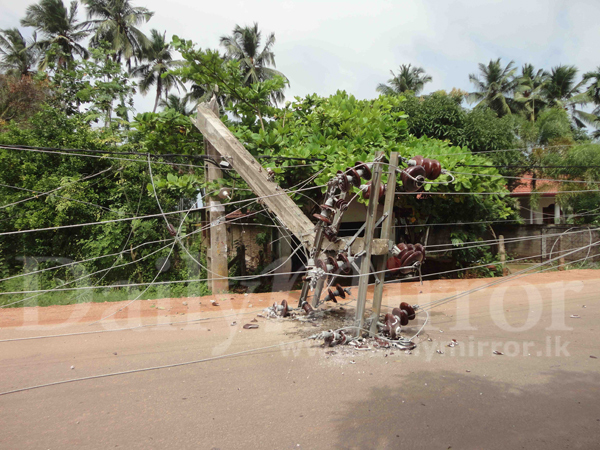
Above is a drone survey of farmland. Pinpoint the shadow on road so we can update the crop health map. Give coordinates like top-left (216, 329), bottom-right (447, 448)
top-left (334, 369), bottom-right (600, 449)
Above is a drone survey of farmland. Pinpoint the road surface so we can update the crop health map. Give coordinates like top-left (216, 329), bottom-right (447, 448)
top-left (1, 270), bottom-right (599, 449)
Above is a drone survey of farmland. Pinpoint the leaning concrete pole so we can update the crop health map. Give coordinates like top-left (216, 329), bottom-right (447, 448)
top-left (203, 97), bottom-right (229, 294)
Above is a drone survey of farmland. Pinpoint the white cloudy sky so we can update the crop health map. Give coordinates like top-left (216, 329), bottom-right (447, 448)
top-left (1, 0), bottom-right (599, 113)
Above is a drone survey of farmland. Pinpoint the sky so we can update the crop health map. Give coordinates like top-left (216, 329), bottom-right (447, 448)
top-left (1, 0), bottom-right (599, 114)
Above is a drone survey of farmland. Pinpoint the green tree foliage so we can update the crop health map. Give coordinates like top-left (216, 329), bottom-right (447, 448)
top-left (219, 23), bottom-right (288, 105)
top-left (50, 45), bottom-right (136, 126)
top-left (401, 91), bottom-right (517, 153)
top-left (376, 64), bottom-right (432, 96)
top-left (468, 58), bottom-right (519, 117)
top-left (542, 65), bottom-right (594, 128)
top-left (20, 0), bottom-right (89, 68)
top-left (0, 28), bottom-right (40, 76)
top-left (82, 0), bottom-right (153, 66)
top-left (172, 36), bottom-right (287, 131)
top-left (131, 29), bottom-right (183, 113)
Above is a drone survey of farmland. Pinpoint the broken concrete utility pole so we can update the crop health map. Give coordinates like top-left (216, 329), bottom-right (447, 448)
top-left (203, 97), bottom-right (229, 294)
top-left (192, 102), bottom-right (317, 251)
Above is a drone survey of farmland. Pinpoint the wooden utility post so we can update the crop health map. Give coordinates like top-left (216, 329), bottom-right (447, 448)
top-left (369, 152), bottom-right (399, 335)
top-left (354, 152), bottom-right (384, 336)
top-left (204, 97), bottom-right (229, 294)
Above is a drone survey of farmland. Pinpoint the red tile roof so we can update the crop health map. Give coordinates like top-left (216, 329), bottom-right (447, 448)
top-left (510, 173), bottom-right (559, 196)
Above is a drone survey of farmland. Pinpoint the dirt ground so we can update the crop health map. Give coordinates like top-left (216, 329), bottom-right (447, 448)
top-left (1, 270), bottom-right (599, 449)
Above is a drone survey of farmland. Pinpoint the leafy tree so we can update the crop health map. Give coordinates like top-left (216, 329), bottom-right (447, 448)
top-left (376, 64), bottom-right (432, 95)
top-left (82, 0), bottom-right (153, 66)
top-left (159, 94), bottom-right (194, 116)
top-left (401, 91), bottom-right (517, 153)
top-left (0, 28), bottom-right (40, 76)
top-left (219, 23), bottom-right (288, 104)
top-left (514, 64), bottom-right (548, 122)
top-left (172, 37), bottom-right (287, 131)
top-left (583, 66), bottom-right (600, 137)
top-left (541, 65), bottom-right (593, 128)
top-left (0, 73), bottom-right (49, 125)
top-left (131, 29), bottom-right (183, 113)
top-left (20, 0), bottom-right (89, 68)
top-left (468, 58), bottom-right (518, 117)
top-left (50, 46), bottom-right (136, 127)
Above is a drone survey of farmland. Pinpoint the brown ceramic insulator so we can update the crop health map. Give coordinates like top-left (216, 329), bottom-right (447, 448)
top-left (422, 158), bottom-right (442, 180)
top-left (395, 243), bottom-right (408, 256)
top-left (400, 302), bottom-right (416, 320)
top-left (362, 181), bottom-right (386, 201)
top-left (397, 249), bottom-right (412, 267)
top-left (323, 227), bottom-right (339, 242)
top-left (280, 299), bottom-right (289, 317)
top-left (387, 256), bottom-right (402, 274)
top-left (411, 155), bottom-right (425, 166)
top-left (320, 204), bottom-right (336, 213)
top-left (337, 331), bottom-right (349, 346)
top-left (337, 170), bottom-right (350, 192)
top-left (335, 284), bottom-right (346, 299)
top-left (327, 289), bottom-right (338, 303)
top-left (324, 332), bottom-right (335, 347)
top-left (315, 259), bottom-right (327, 271)
top-left (348, 168), bottom-right (362, 187)
top-left (401, 165), bottom-right (426, 192)
top-left (337, 253), bottom-right (351, 274)
top-left (326, 255), bottom-right (338, 272)
top-left (400, 251), bottom-right (422, 274)
top-left (385, 313), bottom-right (401, 339)
top-left (313, 213), bottom-right (332, 224)
top-left (354, 161), bottom-right (372, 181)
top-left (302, 302), bottom-right (314, 314)
top-left (334, 199), bottom-right (349, 211)
top-left (393, 307), bottom-right (409, 326)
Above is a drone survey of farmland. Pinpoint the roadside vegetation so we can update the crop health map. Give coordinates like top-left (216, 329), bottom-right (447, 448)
top-left (0, 0), bottom-right (599, 306)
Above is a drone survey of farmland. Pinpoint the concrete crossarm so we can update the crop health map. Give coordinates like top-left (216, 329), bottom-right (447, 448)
top-left (192, 103), bottom-right (317, 250)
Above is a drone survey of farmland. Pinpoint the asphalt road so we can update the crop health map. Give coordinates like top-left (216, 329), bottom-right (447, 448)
top-left (1, 271), bottom-right (599, 449)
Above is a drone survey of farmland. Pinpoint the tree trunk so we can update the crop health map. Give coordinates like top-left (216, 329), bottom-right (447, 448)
top-left (153, 78), bottom-right (162, 113)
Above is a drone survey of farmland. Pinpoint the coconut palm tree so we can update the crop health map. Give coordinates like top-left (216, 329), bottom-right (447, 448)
top-left (131, 29), bottom-right (183, 113)
top-left (0, 28), bottom-right (40, 76)
top-left (82, 0), bottom-right (153, 66)
top-left (514, 64), bottom-right (549, 121)
top-left (582, 67), bottom-right (600, 137)
top-left (159, 94), bottom-right (194, 116)
top-left (219, 23), bottom-right (288, 104)
top-left (20, 0), bottom-right (89, 69)
top-left (468, 59), bottom-right (519, 117)
top-left (376, 64), bottom-right (432, 95)
top-left (542, 65), bottom-right (593, 127)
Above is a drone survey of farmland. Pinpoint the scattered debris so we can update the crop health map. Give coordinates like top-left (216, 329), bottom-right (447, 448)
top-left (251, 319), bottom-right (258, 323)
top-left (157, 306), bottom-right (165, 311)
top-left (436, 350), bottom-right (444, 354)
top-left (447, 339), bottom-right (459, 348)
top-left (248, 304), bottom-right (253, 308)
top-left (591, 355), bottom-right (598, 359)
top-left (243, 324), bottom-right (259, 329)
top-left (570, 314), bottom-right (581, 318)
top-left (493, 351), bottom-right (504, 355)
top-left (211, 300), bottom-right (219, 307)
top-left (182, 301), bottom-right (188, 306)
top-left (230, 321), bottom-right (237, 326)
top-left (70, 366), bottom-right (75, 370)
